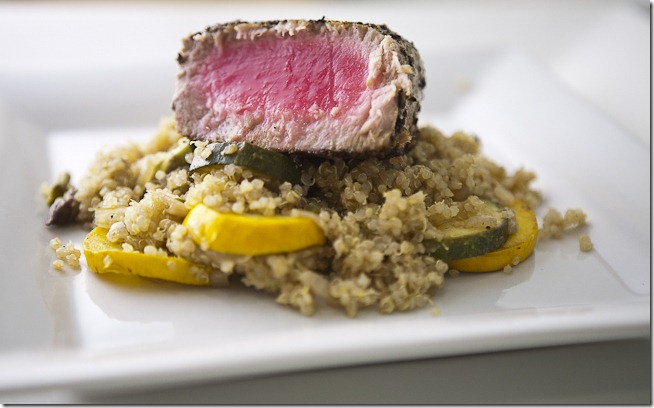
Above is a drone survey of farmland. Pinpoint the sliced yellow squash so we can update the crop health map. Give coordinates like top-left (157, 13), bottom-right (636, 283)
top-left (83, 227), bottom-right (212, 285)
top-left (447, 200), bottom-right (538, 272)
top-left (183, 203), bottom-right (325, 255)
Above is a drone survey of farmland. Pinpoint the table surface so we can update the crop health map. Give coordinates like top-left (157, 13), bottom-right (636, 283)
top-left (0, 0), bottom-right (650, 404)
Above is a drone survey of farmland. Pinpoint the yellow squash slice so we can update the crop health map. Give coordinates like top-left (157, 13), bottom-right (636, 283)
top-left (83, 227), bottom-right (212, 285)
top-left (183, 203), bottom-right (326, 255)
top-left (447, 200), bottom-right (538, 272)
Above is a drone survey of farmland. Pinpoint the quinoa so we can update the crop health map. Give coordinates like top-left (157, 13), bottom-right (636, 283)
top-left (539, 207), bottom-right (587, 240)
top-left (579, 234), bottom-right (593, 252)
top-left (49, 237), bottom-right (81, 270)
top-left (58, 119), bottom-right (543, 316)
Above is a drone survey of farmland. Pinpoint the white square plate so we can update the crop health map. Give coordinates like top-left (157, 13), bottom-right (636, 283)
top-left (0, 44), bottom-right (648, 397)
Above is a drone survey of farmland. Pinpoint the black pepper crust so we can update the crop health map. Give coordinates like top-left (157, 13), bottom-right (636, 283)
top-left (174, 19), bottom-right (426, 158)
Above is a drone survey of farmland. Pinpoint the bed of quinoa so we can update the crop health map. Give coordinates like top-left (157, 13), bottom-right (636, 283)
top-left (57, 118), bottom-right (549, 317)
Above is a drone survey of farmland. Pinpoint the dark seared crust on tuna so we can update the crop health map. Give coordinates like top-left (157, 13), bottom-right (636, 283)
top-left (173, 19), bottom-right (425, 157)
top-left (358, 21), bottom-right (425, 156)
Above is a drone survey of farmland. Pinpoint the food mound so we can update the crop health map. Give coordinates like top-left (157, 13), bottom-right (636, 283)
top-left (43, 20), bottom-right (548, 317)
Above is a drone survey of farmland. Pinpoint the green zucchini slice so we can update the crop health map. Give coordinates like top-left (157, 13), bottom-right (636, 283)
top-left (425, 200), bottom-right (511, 261)
top-left (161, 141), bottom-right (194, 173)
top-left (46, 172), bottom-right (72, 206)
top-left (189, 142), bottom-right (302, 185)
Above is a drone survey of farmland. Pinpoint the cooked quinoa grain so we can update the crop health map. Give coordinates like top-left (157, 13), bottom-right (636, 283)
top-left (579, 234), bottom-right (593, 252)
top-left (49, 237), bottom-right (81, 270)
top-left (540, 208), bottom-right (588, 240)
top-left (58, 119), bottom-right (543, 316)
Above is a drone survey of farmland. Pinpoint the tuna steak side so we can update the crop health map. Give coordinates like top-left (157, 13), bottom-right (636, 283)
top-left (173, 19), bottom-right (425, 156)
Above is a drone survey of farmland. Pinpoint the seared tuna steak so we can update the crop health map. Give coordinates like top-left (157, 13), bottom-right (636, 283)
top-left (173, 19), bottom-right (425, 156)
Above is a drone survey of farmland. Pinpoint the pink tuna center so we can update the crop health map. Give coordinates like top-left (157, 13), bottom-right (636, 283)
top-left (198, 35), bottom-right (369, 120)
